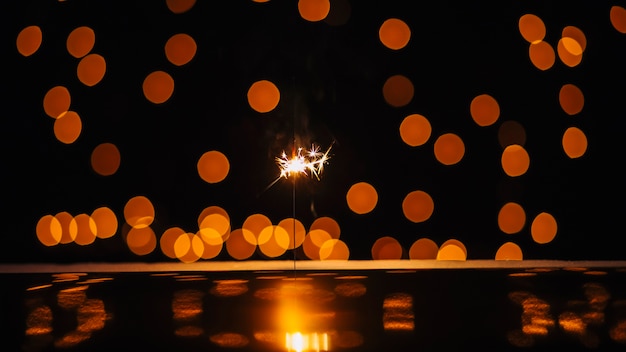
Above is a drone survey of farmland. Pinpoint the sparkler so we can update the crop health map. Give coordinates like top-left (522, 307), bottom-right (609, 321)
top-left (276, 143), bottom-right (332, 180)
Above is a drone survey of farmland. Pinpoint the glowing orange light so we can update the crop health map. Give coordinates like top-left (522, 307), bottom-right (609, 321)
top-left (286, 332), bottom-right (329, 352)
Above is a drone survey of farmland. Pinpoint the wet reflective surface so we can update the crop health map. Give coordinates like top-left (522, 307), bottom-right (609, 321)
top-left (2, 262), bottom-right (626, 351)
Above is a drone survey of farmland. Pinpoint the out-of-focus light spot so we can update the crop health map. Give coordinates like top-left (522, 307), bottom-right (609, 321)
top-left (66, 26), bottom-right (95, 58)
top-left (519, 14), bottom-right (545, 44)
top-left (371, 236), bottom-right (403, 260)
top-left (160, 227), bottom-right (185, 259)
top-left (36, 214), bottom-right (62, 246)
top-left (199, 231), bottom-right (223, 259)
top-left (258, 225), bottom-right (288, 257)
top-left (320, 239), bottom-right (349, 260)
top-left (379, 18), bottom-right (411, 50)
top-left (252, 0), bottom-right (270, 3)
top-left (303, 230), bottom-right (330, 259)
top-left (495, 242), bottom-right (523, 260)
top-left (210, 332), bottom-right (250, 348)
top-left (308, 229), bottom-right (332, 247)
top-left (123, 195), bottom-right (155, 229)
top-left (437, 240), bottom-right (467, 260)
top-left (346, 182), bottom-right (378, 214)
top-left (71, 213), bottom-right (97, 246)
top-left (408, 238), bottom-right (438, 259)
top-left (562, 26), bottom-right (587, 52)
top-left (557, 38), bottom-right (583, 67)
top-left (399, 113), bottom-right (431, 147)
top-left (470, 94), bottom-right (500, 127)
top-left (309, 216), bottom-right (340, 239)
top-left (501, 144), bottom-right (530, 177)
top-left (90, 206), bottom-right (117, 239)
top-left (126, 226), bottom-right (157, 256)
top-left (91, 142), bottom-right (121, 176)
top-left (77, 53), bottom-right (106, 86)
top-left (143, 70), bottom-right (175, 104)
top-left (610, 6), bottom-right (626, 33)
top-left (382, 74), bottom-right (413, 107)
top-left (226, 228), bottom-right (257, 260)
top-left (43, 86), bottom-right (71, 119)
top-left (559, 83), bottom-right (584, 115)
top-left (531, 212), bottom-right (557, 244)
top-left (528, 41), bottom-right (555, 71)
top-left (166, 0), bottom-right (196, 14)
top-left (434, 133), bottom-right (465, 165)
top-left (55, 211), bottom-right (76, 244)
top-left (498, 120), bottom-right (526, 148)
top-left (199, 213), bottom-right (230, 245)
top-left (498, 202), bottom-right (526, 234)
top-left (242, 213), bottom-right (272, 246)
top-left (165, 33), bottom-right (197, 66)
top-left (324, 0), bottom-right (350, 26)
top-left (53, 111), bottom-right (82, 144)
top-left (562, 126), bottom-right (587, 159)
top-left (16, 25), bottom-right (42, 57)
top-left (298, 0), bottom-right (330, 22)
top-left (248, 79), bottom-right (280, 113)
top-left (197, 150), bottom-right (230, 183)
top-left (276, 218), bottom-right (306, 250)
top-left (402, 190), bottom-right (434, 223)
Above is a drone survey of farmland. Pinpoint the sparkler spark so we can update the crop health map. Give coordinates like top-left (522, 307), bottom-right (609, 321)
top-left (277, 143), bottom-right (332, 180)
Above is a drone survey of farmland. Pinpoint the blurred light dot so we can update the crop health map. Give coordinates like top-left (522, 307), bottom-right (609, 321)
top-left (66, 26), bottom-right (95, 58)
top-left (54, 211), bottom-right (75, 244)
top-left (501, 144), bottom-right (530, 177)
top-left (498, 202), bottom-right (526, 234)
top-left (247, 80), bottom-right (280, 113)
top-left (226, 228), bottom-right (257, 260)
top-left (529, 41), bottom-right (555, 71)
top-left (320, 239), bottom-right (349, 260)
top-left (408, 238), bottom-right (438, 259)
top-left (199, 231), bottom-right (223, 259)
top-left (126, 226), bottom-right (157, 256)
top-left (53, 111), bottom-right (82, 144)
top-left (303, 230), bottom-right (330, 259)
top-left (562, 26), bottom-right (587, 52)
top-left (16, 25), bottom-right (42, 57)
top-left (562, 127), bottom-right (588, 159)
top-left (197, 150), bottom-right (230, 184)
top-left (382, 74), bottom-right (413, 107)
top-left (77, 53), bottom-right (106, 86)
top-left (310, 216), bottom-right (341, 240)
top-left (402, 190), bottom-right (434, 223)
top-left (71, 213), bottom-right (97, 246)
top-left (165, 33), bottom-right (197, 66)
top-left (91, 142), bottom-right (121, 176)
top-left (298, 0), bottom-right (330, 22)
top-left (379, 18), bottom-right (411, 50)
top-left (470, 94), bottom-right (500, 127)
top-left (242, 213), bottom-right (272, 246)
top-left (399, 113), bottom-right (431, 147)
top-left (610, 6), bottom-right (626, 33)
top-left (498, 120), bottom-right (526, 148)
top-left (277, 218), bottom-right (306, 249)
top-left (124, 195), bottom-right (155, 229)
top-left (434, 133), bottom-right (465, 165)
top-left (518, 14), bottom-right (545, 44)
top-left (495, 242), bottom-right (523, 260)
top-left (559, 83), bottom-right (584, 115)
top-left (346, 182), bottom-right (378, 214)
top-left (91, 206), bottom-right (118, 239)
top-left (531, 212), bottom-right (557, 244)
top-left (258, 226), bottom-right (288, 258)
top-left (371, 236), bottom-right (403, 260)
top-left (36, 215), bottom-right (62, 246)
top-left (199, 213), bottom-right (230, 244)
top-left (174, 232), bottom-right (201, 262)
top-left (437, 240), bottom-right (467, 260)
top-left (557, 38), bottom-right (583, 67)
top-left (160, 227), bottom-right (185, 259)
top-left (43, 86), bottom-right (71, 119)
top-left (143, 70), bottom-right (174, 104)
top-left (166, 0), bottom-right (196, 14)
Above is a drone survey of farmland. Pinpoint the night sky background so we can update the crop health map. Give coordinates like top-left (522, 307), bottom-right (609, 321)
top-left (2, 0), bottom-right (626, 263)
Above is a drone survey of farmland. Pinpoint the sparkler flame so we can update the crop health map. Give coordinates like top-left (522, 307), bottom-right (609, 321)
top-left (277, 143), bottom-right (332, 180)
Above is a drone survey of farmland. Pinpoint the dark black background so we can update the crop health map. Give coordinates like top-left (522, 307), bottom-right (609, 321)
top-left (2, 0), bottom-right (625, 263)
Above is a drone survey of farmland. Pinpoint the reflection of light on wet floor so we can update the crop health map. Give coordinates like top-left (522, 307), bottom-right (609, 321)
top-left (286, 332), bottom-right (329, 352)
